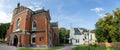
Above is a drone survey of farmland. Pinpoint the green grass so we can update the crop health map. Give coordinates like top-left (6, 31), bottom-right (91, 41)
top-left (19, 48), bottom-right (49, 50)
top-left (19, 45), bottom-right (64, 50)
top-left (0, 39), bottom-right (4, 44)
top-left (75, 45), bottom-right (120, 50)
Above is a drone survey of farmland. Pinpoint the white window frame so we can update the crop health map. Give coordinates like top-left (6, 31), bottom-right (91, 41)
top-left (32, 21), bottom-right (37, 31)
top-left (31, 33), bottom-right (36, 44)
top-left (16, 18), bottom-right (21, 31)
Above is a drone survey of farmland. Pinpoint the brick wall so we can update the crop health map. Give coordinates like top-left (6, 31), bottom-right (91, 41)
top-left (52, 28), bottom-right (59, 44)
top-left (7, 5), bottom-right (59, 47)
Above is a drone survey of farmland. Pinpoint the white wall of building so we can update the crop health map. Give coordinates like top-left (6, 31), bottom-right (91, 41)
top-left (69, 27), bottom-right (96, 45)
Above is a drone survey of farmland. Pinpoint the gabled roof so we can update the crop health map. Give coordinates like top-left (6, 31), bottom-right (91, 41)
top-left (74, 28), bottom-right (82, 35)
top-left (79, 28), bottom-right (88, 32)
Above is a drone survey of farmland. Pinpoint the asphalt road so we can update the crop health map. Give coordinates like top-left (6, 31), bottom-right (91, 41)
top-left (0, 44), bottom-right (17, 50)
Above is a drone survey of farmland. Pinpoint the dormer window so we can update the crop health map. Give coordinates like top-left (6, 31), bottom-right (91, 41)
top-left (32, 21), bottom-right (37, 31)
top-left (16, 18), bottom-right (21, 30)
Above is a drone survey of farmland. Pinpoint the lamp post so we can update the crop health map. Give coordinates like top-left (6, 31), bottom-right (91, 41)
top-left (88, 30), bottom-right (90, 50)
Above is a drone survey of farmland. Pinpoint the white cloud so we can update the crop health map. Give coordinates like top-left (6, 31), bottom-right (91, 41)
top-left (57, 4), bottom-right (63, 14)
top-left (91, 7), bottom-right (104, 13)
top-left (33, 2), bottom-right (42, 7)
top-left (0, 0), bottom-right (12, 9)
top-left (28, 2), bottom-right (43, 11)
top-left (98, 14), bottom-right (106, 17)
top-left (0, 11), bottom-right (12, 23)
top-left (90, 8), bottom-right (105, 18)
top-left (28, 6), bottom-right (34, 10)
top-left (51, 12), bottom-right (84, 29)
top-left (5, 5), bottom-right (12, 9)
top-left (0, 3), bottom-right (2, 7)
top-left (0, 0), bottom-right (4, 7)
top-left (0, 0), bottom-right (12, 23)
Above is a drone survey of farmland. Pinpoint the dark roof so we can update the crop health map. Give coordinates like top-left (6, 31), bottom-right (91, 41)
top-left (74, 28), bottom-right (82, 35)
top-left (31, 8), bottom-right (51, 20)
top-left (50, 22), bottom-right (58, 27)
top-left (79, 28), bottom-right (88, 32)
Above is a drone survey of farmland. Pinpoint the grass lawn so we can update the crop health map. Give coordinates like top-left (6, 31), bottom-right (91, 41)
top-left (75, 45), bottom-right (120, 50)
top-left (19, 47), bottom-right (62, 50)
top-left (0, 39), bottom-right (4, 44)
top-left (19, 44), bottom-right (64, 50)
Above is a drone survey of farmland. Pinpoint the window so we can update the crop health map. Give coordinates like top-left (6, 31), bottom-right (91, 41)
top-left (76, 40), bottom-right (77, 43)
top-left (78, 39), bottom-right (79, 43)
top-left (90, 34), bottom-right (92, 41)
top-left (84, 34), bottom-right (87, 39)
top-left (76, 39), bottom-right (79, 43)
top-left (39, 37), bottom-right (44, 41)
top-left (32, 21), bottom-right (37, 31)
top-left (16, 18), bottom-right (21, 30)
top-left (32, 37), bottom-right (35, 43)
top-left (33, 22), bottom-right (36, 27)
top-left (31, 33), bottom-right (36, 44)
top-left (54, 33), bottom-right (56, 40)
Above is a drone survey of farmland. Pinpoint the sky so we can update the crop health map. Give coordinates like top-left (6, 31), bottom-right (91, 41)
top-left (0, 0), bottom-right (120, 30)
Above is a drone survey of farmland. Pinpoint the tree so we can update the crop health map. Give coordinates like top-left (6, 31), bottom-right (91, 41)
top-left (95, 8), bottom-right (120, 42)
top-left (65, 30), bottom-right (70, 43)
top-left (0, 23), bottom-right (10, 39)
top-left (59, 27), bottom-right (69, 43)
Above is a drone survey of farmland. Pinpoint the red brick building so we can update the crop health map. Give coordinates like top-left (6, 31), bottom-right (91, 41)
top-left (6, 3), bottom-right (59, 48)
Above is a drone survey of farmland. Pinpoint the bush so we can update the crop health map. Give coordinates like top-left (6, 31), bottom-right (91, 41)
top-left (91, 42), bottom-right (98, 47)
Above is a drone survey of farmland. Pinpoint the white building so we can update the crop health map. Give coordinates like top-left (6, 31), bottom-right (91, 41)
top-left (69, 26), bottom-right (96, 45)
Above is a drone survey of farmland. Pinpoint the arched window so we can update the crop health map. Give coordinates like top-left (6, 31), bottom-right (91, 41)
top-left (16, 18), bottom-right (21, 30)
top-left (32, 21), bottom-right (37, 31)
top-left (31, 33), bottom-right (36, 44)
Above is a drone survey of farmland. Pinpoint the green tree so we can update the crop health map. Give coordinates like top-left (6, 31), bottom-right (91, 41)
top-left (65, 30), bottom-right (70, 43)
top-left (95, 8), bottom-right (120, 42)
top-left (113, 8), bottom-right (120, 42)
top-left (59, 27), bottom-right (69, 43)
top-left (0, 23), bottom-right (10, 39)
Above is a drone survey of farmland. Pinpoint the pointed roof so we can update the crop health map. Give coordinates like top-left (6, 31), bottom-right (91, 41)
top-left (74, 28), bottom-right (82, 35)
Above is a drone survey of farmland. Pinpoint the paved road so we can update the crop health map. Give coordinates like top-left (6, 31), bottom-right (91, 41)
top-left (0, 44), bottom-right (17, 50)
top-left (0, 44), bottom-right (76, 50)
top-left (59, 44), bottom-right (76, 50)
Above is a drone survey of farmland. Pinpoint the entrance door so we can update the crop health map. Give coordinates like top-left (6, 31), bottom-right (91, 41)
top-left (13, 35), bottom-right (18, 46)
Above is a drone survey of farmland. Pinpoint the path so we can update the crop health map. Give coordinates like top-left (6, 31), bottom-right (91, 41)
top-left (59, 44), bottom-right (76, 50)
top-left (0, 44), bottom-right (76, 50)
top-left (0, 44), bottom-right (17, 50)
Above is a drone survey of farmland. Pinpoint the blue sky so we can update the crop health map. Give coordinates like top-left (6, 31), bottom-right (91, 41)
top-left (0, 0), bottom-right (120, 30)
